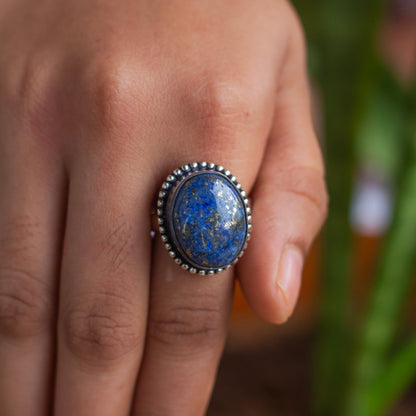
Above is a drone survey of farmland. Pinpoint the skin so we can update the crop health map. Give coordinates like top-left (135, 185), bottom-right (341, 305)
top-left (0, 0), bottom-right (328, 415)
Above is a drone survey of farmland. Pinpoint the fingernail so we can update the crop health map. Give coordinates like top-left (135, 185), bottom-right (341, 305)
top-left (276, 245), bottom-right (304, 321)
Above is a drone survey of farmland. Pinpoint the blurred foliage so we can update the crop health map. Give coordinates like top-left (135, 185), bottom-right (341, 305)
top-left (365, 334), bottom-right (416, 415)
top-left (355, 63), bottom-right (405, 179)
top-left (291, 0), bottom-right (416, 415)
top-left (348, 85), bottom-right (416, 416)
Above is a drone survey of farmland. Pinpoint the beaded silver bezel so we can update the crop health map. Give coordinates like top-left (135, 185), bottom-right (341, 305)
top-left (157, 162), bottom-right (252, 275)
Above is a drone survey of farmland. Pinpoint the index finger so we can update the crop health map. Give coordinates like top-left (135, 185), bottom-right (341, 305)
top-left (237, 11), bottom-right (328, 323)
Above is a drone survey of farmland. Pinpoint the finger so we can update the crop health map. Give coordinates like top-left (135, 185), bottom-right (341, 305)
top-left (133, 156), bottom-right (264, 415)
top-left (133, 238), bottom-right (234, 415)
top-left (236, 21), bottom-right (328, 324)
top-left (0, 137), bottom-right (64, 415)
top-left (54, 153), bottom-right (153, 416)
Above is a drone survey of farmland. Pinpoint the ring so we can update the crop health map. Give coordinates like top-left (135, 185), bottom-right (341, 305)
top-left (156, 162), bottom-right (252, 275)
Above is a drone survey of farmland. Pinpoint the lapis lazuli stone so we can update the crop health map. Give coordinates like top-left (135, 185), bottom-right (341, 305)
top-left (170, 172), bottom-right (247, 269)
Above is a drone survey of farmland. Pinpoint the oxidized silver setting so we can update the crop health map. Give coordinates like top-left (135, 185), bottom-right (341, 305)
top-left (156, 162), bottom-right (252, 275)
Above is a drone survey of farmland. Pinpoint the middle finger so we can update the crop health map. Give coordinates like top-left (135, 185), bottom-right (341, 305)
top-left (133, 156), bottom-right (260, 415)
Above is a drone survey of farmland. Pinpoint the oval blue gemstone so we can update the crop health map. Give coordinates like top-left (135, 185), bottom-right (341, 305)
top-left (169, 172), bottom-right (247, 270)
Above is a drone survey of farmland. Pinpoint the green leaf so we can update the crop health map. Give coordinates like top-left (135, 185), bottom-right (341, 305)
top-left (363, 336), bottom-right (416, 416)
top-left (345, 86), bottom-right (416, 416)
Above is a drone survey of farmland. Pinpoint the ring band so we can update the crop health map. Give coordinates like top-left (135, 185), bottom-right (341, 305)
top-left (156, 162), bottom-right (252, 275)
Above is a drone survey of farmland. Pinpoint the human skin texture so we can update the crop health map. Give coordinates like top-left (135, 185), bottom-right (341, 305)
top-left (0, 0), bottom-right (328, 415)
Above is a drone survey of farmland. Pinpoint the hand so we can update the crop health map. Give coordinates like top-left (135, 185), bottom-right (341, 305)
top-left (0, 0), bottom-right (327, 414)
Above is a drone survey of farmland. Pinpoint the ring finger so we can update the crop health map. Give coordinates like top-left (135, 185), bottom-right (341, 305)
top-left (54, 148), bottom-right (154, 416)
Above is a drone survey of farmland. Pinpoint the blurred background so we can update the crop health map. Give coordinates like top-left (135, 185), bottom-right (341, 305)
top-left (208, 0), bottom-right (416, 415)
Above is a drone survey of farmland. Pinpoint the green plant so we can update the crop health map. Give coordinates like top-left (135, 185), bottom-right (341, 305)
top-left (291, 1), bottom-right (416, 414)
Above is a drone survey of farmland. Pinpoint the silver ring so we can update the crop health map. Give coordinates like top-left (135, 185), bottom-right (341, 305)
top-left (156, 162), bottom-right (252, 275)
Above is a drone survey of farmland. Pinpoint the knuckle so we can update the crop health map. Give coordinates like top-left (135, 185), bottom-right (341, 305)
top-left (185, 77), bottom-right (256, 151)
top-left (62, 291), bottom-right (143, 364)
top-left (0, 216), bottom-right (39, 259)
top-left (15, 57), bottom-right (58, 139)
top-left (0, 267), bottom-right (52, 340)
top-left (280, 166), bottom-right (329, 220)
top-left (147, 300), bottom-right (225, 355)
top-left (260, 165), bottom-right (328, 222)
top-left (79, 54), bottom-right (151, 135)
top-left (0, 216), bottom-right (53, 340)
